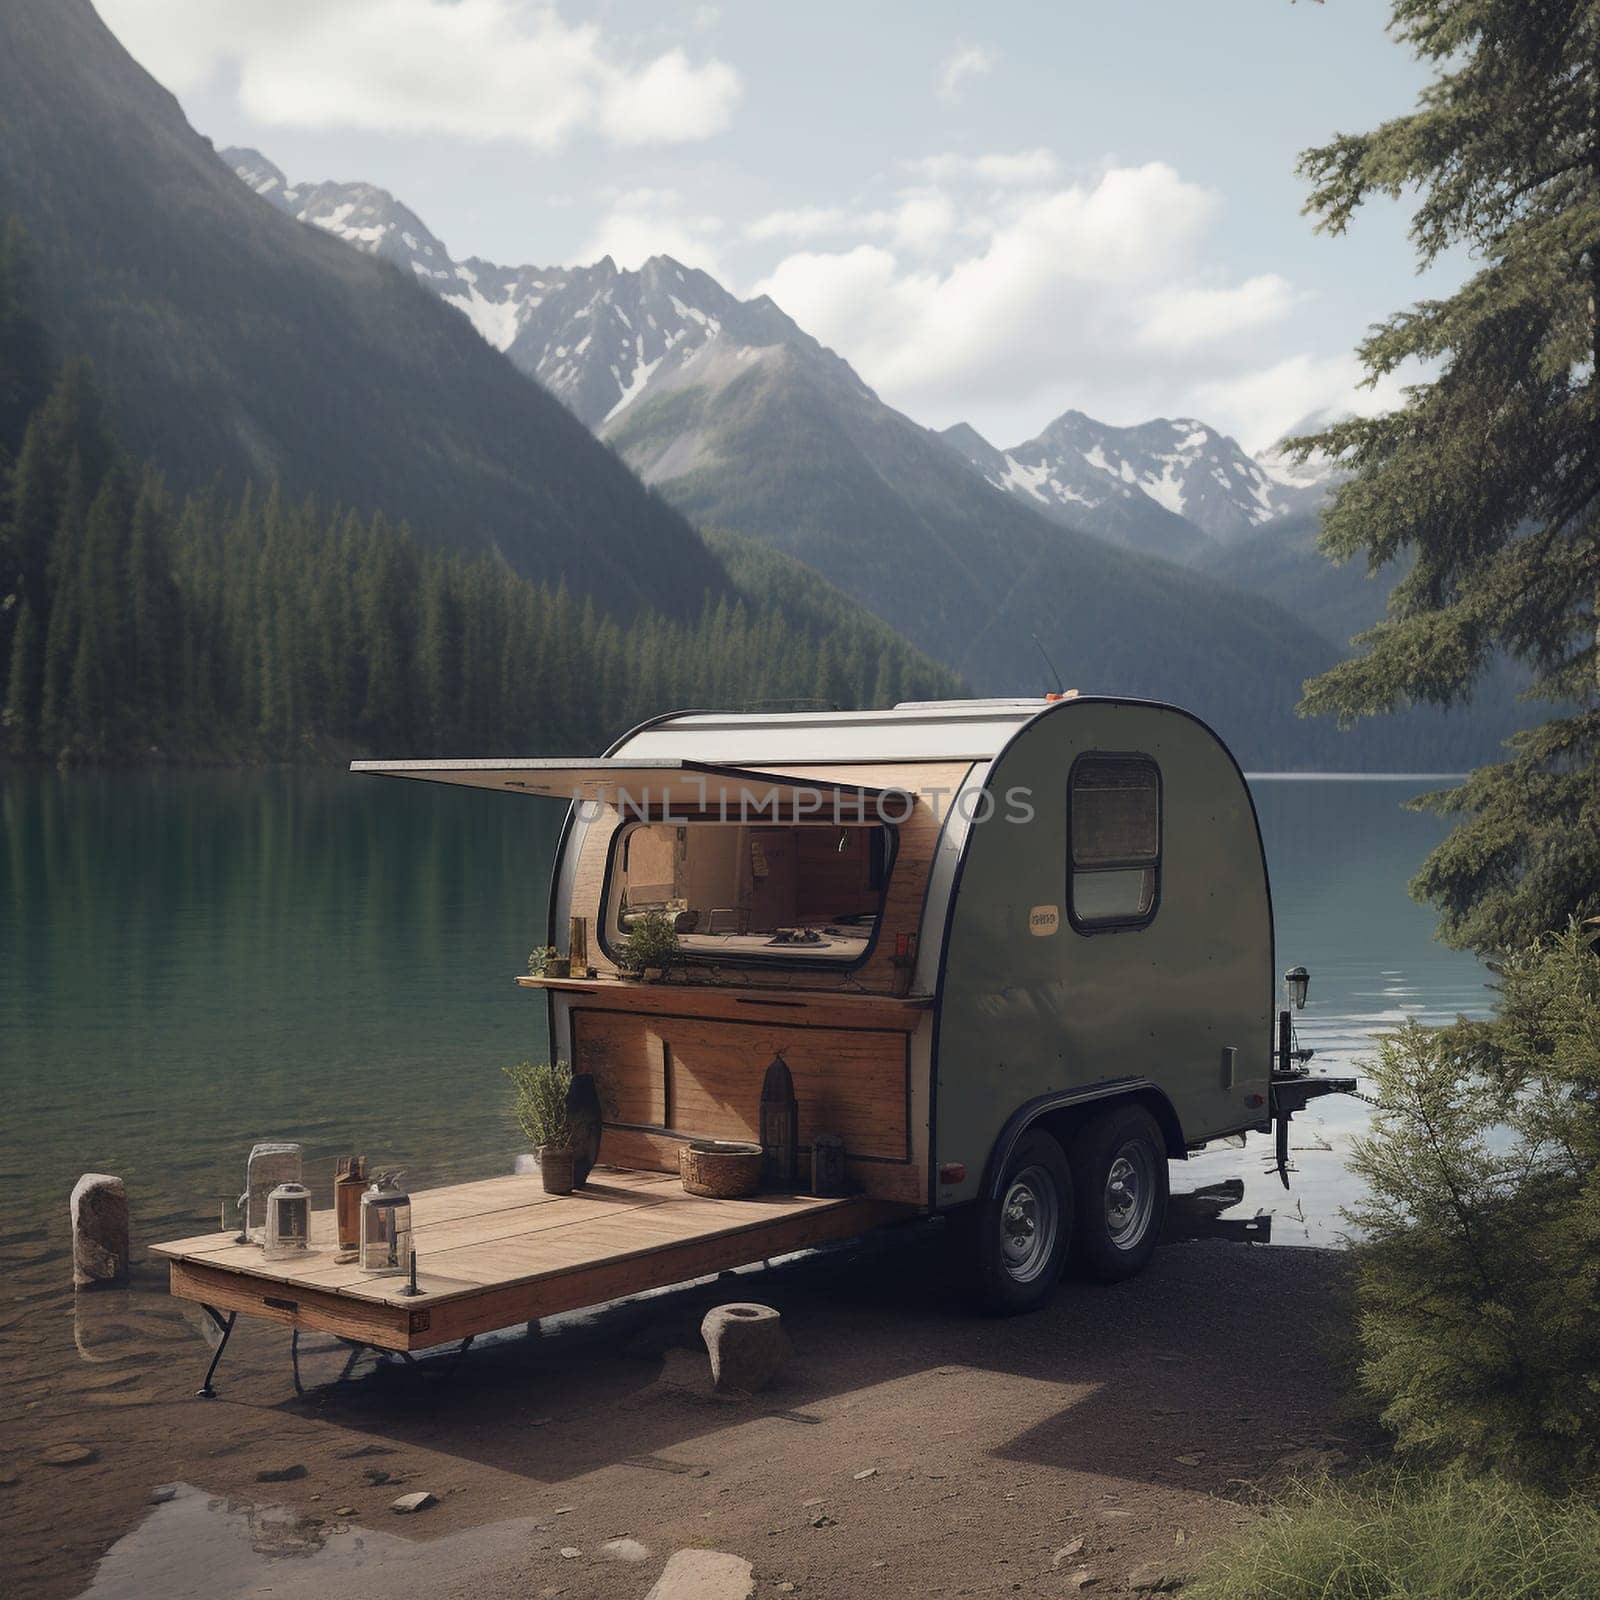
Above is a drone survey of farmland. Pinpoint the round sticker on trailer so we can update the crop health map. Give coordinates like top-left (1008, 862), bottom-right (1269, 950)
top-left (1029, 905), bottom-right (1060, 937)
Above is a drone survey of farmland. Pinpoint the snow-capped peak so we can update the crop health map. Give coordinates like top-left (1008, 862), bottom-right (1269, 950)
top-left (946, 407), bottom-right (1333, 553)
top-left (222, 150), bottom-right (829, 428)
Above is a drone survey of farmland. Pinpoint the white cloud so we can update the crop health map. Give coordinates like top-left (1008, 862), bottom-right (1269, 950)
top-left (1135, 275), bottom-right (1301, 352)
top-left (1192, 355), bottom-right (1411, 453)
top-left (890, 188), bottom-right (956, 251)
top-left (938, 45), bottom-right (998, 104)
top-left (745, 190), bottom-right (953, 253)
top-left (904, 149), bottom-right (1057, 186)
top-left (753, 160), bottom-right (1375, 451)
top-left (97, 0), bottom-right (742, 149)
top-left (599, 49), bottom-right (741, 145)
top-left (746, 206), bottom-right (859, 243)
top-left (759, 163), bottom-right (1217, 391)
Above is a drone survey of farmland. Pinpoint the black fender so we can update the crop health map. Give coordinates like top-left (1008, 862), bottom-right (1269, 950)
top-left (979, 1077), bottom-right (1185, 1200)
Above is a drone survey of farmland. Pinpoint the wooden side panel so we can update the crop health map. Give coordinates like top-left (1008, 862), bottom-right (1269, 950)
top-left (599, 1127), bottom-right (925, 1205)
top-left (571, 808), bottom-right (625, 977)
top-left (575, 1007), bottom-right (916, 1200)
top-left (169, 1257), bottom-right (413, 1349)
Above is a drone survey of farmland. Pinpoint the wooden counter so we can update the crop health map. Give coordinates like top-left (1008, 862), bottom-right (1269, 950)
top-left (156, 1167), bottom-right (903, 1353)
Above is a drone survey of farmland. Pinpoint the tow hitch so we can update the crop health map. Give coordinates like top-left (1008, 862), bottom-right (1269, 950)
top-left (1269, 966), bottom-right (1357, 1189)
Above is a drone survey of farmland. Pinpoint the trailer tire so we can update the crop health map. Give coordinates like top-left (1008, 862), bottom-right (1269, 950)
top-left (1067, 1105), bottom-right (1168, 1283)
top-left (960, 1130), bottom-right (1073, 1315)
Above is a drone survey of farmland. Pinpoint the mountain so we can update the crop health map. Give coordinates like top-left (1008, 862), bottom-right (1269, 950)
top-left (221, 154), bottom-right (1352, 744)
top-left (0, 0), bottom-right (725, 615)
top-left (942, 411), bottom-right (1329, 557)
top-left (225, 149), bottom-right (819, 432)
top-left (937, 418), bottom-right (1209, 562)
top-left (217, 148), bottom-right (1529, 769)
top-left (1193, 510), bottom-right (1388, 648)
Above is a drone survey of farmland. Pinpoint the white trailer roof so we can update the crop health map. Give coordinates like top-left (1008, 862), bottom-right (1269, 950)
top-left (611, 700), bottom-right (1060, 765)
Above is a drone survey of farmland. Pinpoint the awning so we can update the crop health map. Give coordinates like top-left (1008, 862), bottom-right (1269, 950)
top-left (350, 757), bottom-right (898, 819)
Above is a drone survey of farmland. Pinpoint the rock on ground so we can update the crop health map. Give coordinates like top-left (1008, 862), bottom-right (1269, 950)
top-left (701, 1302), bottom-right (786, 1393)
top-left (70, 1173), bottom-right (129, 1288)
top-left (645, 1549), bottom-right (755, 1600)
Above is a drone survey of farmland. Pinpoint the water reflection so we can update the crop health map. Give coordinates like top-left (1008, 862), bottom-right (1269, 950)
top-left (2, 770), bottom-right (1488, 1270)
top-left (3, 770), bottom-right (562, 1239)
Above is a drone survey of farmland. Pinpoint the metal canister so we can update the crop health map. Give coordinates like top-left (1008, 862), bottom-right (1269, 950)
top-left (359, 1170), bottom-right (411, 1276)
top-left (335, 1154), bottom-right (367, 1255)
top-left (811, 1134), bottom-right (848, 1197)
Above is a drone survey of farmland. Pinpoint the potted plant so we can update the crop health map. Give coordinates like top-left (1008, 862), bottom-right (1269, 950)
top-left (527, 945), bottom-right (570, 980)
top-left (619, 911), bottom-right (680, 981)
top-left (505, 1060), bottom-right (576, 1194)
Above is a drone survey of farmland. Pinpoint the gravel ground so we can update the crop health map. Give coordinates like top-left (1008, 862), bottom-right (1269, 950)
top-left (1, 1222), bottom-right (1364, 1599)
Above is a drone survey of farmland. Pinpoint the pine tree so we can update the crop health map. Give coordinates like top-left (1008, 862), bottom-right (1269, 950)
top-left (0, 219), bottom-right (52, 468)
top-left (37, 457), bottom-right (88, 750)
top-left (1293, 0), bottom-right (1600, 953)
top-left (2, 597), bottom-right (37, 748)
top-left (125, 471), bottom-right (175, 732)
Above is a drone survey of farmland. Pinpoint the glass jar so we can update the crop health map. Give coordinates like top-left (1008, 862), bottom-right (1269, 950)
top-left (263, 1182), bottom-right (312, 1260)
top-left (241, 1141), bottom-right (302, 1243)
top-left (359, 1171), bottom-right (412, 1276)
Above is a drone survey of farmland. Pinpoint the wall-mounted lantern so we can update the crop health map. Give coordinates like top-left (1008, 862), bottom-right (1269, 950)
top-left (1284, 965), bottom-right (1310, 1011)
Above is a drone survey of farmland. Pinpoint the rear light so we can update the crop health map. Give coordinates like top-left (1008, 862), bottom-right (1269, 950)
top-left (1245, 1093), bottom-right (1265, 1109)
top-left (895, 932), bottom-right (914, 959)
top-left (938, 1163), bottom-right (966, 1185)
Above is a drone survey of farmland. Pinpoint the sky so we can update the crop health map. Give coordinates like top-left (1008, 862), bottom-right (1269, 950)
top-left (96, 0), bottom-right (1458, 454)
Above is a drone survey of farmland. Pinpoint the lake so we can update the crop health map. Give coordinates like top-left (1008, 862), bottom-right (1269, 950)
top-left (2, 769), bottom-right (1488, 1272)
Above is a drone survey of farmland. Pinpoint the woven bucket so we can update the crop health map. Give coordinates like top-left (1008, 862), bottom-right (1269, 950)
top-left (679, 1139), bottom-right (763, 1199)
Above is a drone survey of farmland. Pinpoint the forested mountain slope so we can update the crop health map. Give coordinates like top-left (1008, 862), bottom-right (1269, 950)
top-left (0, 0), bottom-right (724, 615)
top-left (0, 222), bottom-right (960, 764)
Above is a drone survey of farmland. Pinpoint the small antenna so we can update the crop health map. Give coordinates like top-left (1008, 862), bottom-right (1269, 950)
top-left (1031, 634), bottom-right (1064, 695)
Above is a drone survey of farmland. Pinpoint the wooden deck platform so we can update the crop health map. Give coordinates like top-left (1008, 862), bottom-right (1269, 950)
top-left (154, 1167), bottom-right (900, 1352)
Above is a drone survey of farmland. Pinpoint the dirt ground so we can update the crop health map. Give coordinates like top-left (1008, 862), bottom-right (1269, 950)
top-left (1, 1221), bottom-right (1363, 1600)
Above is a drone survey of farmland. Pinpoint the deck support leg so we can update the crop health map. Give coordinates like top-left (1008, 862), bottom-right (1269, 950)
top-left (197, 1306), bottom-right (237, 1398)
top-left (291, 1328), bottom-right (304, 1396)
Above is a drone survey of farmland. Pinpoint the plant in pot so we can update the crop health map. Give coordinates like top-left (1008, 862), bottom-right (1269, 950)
top-left (527, 945), bottom-right (570, 980)
top-left (620, 911), bottom-right (680, 982)
top-left (505, 1060), bottom-right (577, 1194)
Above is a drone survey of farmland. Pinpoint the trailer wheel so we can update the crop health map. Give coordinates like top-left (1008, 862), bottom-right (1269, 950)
top-left (959, 1130), bottom-right (1073, 1315)
top-left (1067, 1105), bottom-right (1169, 1283)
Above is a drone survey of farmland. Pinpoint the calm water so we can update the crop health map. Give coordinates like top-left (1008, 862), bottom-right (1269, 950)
top-left (2, 770), bottom-right (1489, 1259)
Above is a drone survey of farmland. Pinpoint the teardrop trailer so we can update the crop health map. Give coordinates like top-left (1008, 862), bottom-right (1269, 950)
top-left (153, 697), bottom-right (1354, 1390)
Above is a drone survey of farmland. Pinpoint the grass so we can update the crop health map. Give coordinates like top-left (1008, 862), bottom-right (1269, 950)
top-left (1185, 1473), bottom-right (1600, 1600)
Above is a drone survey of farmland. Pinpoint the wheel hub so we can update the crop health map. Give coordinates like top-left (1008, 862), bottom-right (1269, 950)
top-left (999, 1166), bottom-right (1058, 1283)
top-left (1104, 1142), bottom-right (1155, 1250)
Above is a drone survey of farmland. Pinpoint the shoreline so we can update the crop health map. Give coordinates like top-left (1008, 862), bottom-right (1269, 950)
top-left (4, 1220), bottom-right (1369, 1599)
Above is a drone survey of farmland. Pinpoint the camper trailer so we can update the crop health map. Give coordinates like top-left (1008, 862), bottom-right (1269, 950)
top-left (362, 696), bottom-right (1349, 1310)
top-left (154, 698), bottom-right (1351, 1391)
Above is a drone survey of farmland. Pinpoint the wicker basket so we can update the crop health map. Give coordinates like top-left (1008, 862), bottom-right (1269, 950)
top-left (678, 1139), bottom-right (763, 1199)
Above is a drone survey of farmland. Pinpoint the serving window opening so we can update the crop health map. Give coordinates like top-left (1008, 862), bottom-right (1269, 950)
top-left (1069, 754), bottom-right (1161, 930)
top-left (609, 820), bottom-right (896, 966)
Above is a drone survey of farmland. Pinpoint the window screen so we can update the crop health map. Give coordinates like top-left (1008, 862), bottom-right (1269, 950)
top-left (1069, 756), bottom-right (1160, 928)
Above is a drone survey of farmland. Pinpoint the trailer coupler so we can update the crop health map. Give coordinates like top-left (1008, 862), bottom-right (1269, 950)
top-left (1269, 1071), bottom-right (1359, 1189)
